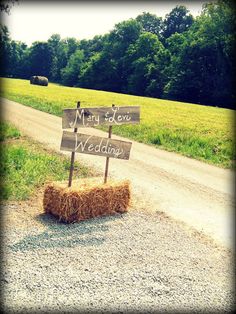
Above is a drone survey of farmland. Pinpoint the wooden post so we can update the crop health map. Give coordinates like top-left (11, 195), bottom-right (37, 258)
top-left (104, 104), bottom-right (115, 184)
top-left (68, 101), bottom-right (80, 187)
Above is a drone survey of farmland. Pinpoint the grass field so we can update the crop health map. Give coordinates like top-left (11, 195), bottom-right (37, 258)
top-left (1, 77), bottom-right (235, 168)
top-left (0, 122), bottom-right (91, 200)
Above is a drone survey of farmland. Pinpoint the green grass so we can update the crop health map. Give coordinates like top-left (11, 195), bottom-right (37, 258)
top-left (1, 77), bottom-right (235, 168)
top-left (0, 122), bottom-right (21, 141)
top-left (0, 122), bottom-right (91, 201)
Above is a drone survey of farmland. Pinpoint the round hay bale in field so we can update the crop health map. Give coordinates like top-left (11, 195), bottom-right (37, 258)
top-left (30, 75), bottom-right (48, 86)
top-left (30, 76), bottom-right (35, 84)
top-left (43, 178), bottom-right (131, 223)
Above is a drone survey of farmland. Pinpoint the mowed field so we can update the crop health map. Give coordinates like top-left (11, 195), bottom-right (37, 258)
top-left (1, 78), bottom-right (235, 168)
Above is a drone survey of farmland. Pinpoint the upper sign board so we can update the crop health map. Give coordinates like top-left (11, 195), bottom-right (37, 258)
top-left (62, 106), bottom-right (140, 128)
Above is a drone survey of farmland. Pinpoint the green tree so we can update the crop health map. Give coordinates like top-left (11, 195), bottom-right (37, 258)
top-left (0, 24), bottom-right (29, 78)
top-left (80, 19), bottom-right (142, 93)
top-left (47, 35), bottom-right (80, 82)
top-left (125, 32), bottom-right (169, 97)
top-left (163, 5), bottom-right (194, 39)
top-left (0, 0), bottom-right (18, 14)
top-left (164, 0), bottom-right (235, 108)
top-left (79, 52), bottom-right (119, 91)
top-left (136, 12), bottom-right (163, 38)
top-left (145, 49), bottom-right (170, 98)
top-left (63, 37), bottom-right (79, 57)
top-left (127, 57), bottom-right (150, 95)
top-left (28, 42), bottom-right (52, 78)
top-left (60, 49), bottom-right (84, 86)
top-left (7, 40), bottom-right (28, 77)
top-left (0, 24), bottom-right (11, 76)
top-left (107, 19), bottom-right (143, 91)
top-left (78, 35), bottom-right (107, 61)
top-left (48, 34), bottom-right (62, 81)
top-left (18, 46), bottom-right (31, 78)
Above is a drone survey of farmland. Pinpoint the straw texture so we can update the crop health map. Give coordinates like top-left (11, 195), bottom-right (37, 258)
top-left (43, 178), bottom-right (130, 223)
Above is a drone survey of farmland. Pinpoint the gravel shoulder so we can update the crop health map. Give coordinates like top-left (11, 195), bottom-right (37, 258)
top-left (1, 194), bottom-right (234, 313)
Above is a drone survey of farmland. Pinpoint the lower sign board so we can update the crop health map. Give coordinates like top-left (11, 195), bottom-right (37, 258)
top-left (60, 131), bottom-right (132, 160)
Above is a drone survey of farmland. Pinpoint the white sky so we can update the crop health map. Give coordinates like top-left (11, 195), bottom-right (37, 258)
top-left (2, 1), bottom-right (209, 46)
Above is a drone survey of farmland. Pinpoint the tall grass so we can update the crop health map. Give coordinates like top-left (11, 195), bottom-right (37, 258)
top-left (0, 122), bottom-right (91, 200)
top-left (1, 77), bottom-right (234, 168)
top-left (0, 122), bottom-right (21, 141)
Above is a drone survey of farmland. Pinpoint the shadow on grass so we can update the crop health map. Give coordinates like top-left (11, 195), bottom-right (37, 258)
top-left (9, 212), bottom-right (124, 252)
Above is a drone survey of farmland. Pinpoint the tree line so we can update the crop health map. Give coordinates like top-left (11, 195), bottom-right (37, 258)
top-left (0, 0), bottom-right (235, 109)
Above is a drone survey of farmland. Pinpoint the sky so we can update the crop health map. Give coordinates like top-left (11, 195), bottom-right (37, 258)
top-left (2, 1), bottom-right (209, 46)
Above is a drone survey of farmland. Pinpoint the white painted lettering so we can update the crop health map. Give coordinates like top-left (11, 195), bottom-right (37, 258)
top-left (101, 139), bottom-right (109, 153)
top-left (103, 107), bottom-right (132, 125)
top-left (69, 109), bottom-right (87, 127)
top-left (94, 138), bottom-right (103, 153)
top-left (74, 134), bottom-right (92, 152)
top-left (87, 143), bottom-right (94, 151)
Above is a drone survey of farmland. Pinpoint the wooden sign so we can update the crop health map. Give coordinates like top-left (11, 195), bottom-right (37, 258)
top-left (60, 131), bottom-right (132, 160)
top-left (62, 106), bottom-right (140, 128)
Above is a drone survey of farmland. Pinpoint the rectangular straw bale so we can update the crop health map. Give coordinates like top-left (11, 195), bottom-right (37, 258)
top-left (43, 178), bottom-right (130, 223)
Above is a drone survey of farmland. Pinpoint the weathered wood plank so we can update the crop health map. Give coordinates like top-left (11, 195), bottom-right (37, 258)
top-left (60, 131), bottom-right (132, 160)
top-left (62, 106), bottom-right (140, 128)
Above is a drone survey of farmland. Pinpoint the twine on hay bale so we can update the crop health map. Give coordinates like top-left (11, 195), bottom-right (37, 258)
top-left (43, 178), bottom-right (131, 223)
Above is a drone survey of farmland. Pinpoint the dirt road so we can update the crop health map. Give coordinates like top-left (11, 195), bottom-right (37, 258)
top-left (1, 97), bottom-right (235, 312)
top-left (1, 97), bottom-right (234, 249)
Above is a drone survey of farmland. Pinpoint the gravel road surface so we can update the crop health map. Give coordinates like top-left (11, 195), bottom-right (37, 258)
top-left (1, 198), bottom-right (234, 313)
top-left (1, 98), bottom-right (235, 313)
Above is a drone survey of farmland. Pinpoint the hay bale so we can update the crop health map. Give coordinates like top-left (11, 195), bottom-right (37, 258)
top-left (43, 178), bottom-right (131, 223)
top-left (30, 76), bottom-right (35, 84)
top-left (30, 75), bottom-right (48, 86)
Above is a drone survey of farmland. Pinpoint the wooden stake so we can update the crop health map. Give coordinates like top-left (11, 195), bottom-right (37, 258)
top-left (104, 104), bottom-right (114, 184)
top-left (68, 101), bottom-right (80, 187)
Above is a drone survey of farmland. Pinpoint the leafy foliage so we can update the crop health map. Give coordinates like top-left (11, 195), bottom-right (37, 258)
top-left (136, 12), bottom-right (163, 37)
top-left (0, 0), bottom-right (18, 14)
top-left (164, 0), bottom-right (236, 108)
top-left (162, 5), bottom-right (194, 39)
top-left (0, 1), bottom-right (235, 108)
top-left (60, 49), bottom-right (84, 86)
